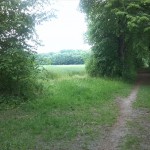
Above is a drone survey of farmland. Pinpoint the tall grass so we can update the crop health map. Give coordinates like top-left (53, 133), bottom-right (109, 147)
top-left (39, 65), bottom-right (86, 79)
top-left (0, 65), bottom-right (133, 149)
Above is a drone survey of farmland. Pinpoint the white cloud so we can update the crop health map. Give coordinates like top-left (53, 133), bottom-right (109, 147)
top-left (36, 0), bottom-right (90, 53)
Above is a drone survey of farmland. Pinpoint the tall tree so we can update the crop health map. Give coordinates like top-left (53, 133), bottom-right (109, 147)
top-left (0, 0), bottom-right (54, 98)
top-left (80, 0), bottom-right (150, 79)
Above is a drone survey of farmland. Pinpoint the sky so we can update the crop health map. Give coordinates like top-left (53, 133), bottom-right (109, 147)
top-left (36, 0), bottom-right (90, 53)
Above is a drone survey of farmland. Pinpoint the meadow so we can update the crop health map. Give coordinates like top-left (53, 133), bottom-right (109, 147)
top-left (0, 65), bottom-right (133, 150)
top-left (40, 65), bottom-right (86, 79)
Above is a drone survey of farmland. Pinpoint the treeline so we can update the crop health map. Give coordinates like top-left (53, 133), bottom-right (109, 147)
top-left (36, 50), bottom-right (90, 65)
top-left (80, 0), bottom-right (150, 79)
top-left (0, 0), bottom-right (54, 100)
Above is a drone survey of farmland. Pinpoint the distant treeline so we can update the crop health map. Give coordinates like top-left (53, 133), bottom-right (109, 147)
top-left (36, 50), bottom-right (90, 65)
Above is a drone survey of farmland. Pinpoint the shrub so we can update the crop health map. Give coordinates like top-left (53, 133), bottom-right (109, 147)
top-left (0, 49), bottom-right (42, 101)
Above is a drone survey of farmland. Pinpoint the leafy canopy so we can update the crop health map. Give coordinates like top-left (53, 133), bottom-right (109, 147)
top-left (80, 0), bottom-right (150, 79)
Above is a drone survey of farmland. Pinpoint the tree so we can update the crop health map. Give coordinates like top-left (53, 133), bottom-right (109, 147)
top-left (80, 0), bottom-right (150, 79)
top-left (0, 0), bottom-right (54, 98)
top-left (36, 50), bottom-right (90, 65)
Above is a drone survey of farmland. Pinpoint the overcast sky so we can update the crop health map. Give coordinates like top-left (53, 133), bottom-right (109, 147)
top-left (36, 0), bottom-right (90, 53)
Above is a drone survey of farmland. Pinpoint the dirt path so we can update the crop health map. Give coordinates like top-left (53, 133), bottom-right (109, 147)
top-left (98, 73), bottom-right (150, 150)
top-left (100, 84), bottom-right (140, 150)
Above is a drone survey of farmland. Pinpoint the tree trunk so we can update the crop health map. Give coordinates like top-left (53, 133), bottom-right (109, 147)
top-left (118, 33), bottom-right (125, 74)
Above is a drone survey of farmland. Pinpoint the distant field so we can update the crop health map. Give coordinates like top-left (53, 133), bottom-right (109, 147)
top-left (39, 65), bottom-right (86, 79)
top-left (0, 65), bottom-right (133, 150)
top-left (43, 64), bottom-right (85, 69)
top-left (43, 64), bottom-right (85, 73)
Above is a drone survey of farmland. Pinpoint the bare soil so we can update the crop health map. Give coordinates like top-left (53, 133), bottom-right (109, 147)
top-left (121, 73), bottom-right (150, 150)
top-left (94, 84), bottom-right (140, 150)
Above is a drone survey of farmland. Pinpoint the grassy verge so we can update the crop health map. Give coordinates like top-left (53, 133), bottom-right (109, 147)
top-left (0, 65), bottom-right (132, 150)
top-left (134, 85), bottom-right (150, 109)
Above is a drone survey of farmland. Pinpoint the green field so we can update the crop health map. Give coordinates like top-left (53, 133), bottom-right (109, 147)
top-left (40, 65), bottom-right (86, 79)
top-left (0, 65), bottom-right (132, 149)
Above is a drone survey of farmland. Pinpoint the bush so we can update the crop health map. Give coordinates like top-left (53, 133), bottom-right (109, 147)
top-left (0, 49), bottom-right (42, 101)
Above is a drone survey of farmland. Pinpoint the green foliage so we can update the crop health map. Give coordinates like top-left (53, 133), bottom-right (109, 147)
top-left (80, 0), bottom-right (150, 79)
top-left (36, 49), bottom-right (90, 65)
top-left (0, 49), bottom-right (36, 97)
top-left (0, 0), bottom-right (54, 100)
top-left (86, 54), bottom-right (100, 77)
top-left (36, 50), bottom-right (89, 65)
